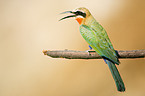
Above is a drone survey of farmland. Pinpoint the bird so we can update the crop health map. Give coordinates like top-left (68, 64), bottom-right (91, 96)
top-left (59, 7), bottom-right (125, 92)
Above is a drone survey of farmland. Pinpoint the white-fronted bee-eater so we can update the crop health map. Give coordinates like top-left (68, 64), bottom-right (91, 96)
top-left (60, 7), bottom-right (125, 92)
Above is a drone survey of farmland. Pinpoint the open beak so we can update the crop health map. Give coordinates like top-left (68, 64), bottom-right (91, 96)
top-left (59, 11), bottom-right (77, 21)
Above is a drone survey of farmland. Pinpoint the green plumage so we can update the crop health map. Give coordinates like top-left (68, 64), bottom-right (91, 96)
top-left (79, 16), bottom-right (125, 92)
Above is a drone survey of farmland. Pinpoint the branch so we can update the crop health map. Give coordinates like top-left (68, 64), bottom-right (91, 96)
top-left (43, 49), bottom-right (145, 59)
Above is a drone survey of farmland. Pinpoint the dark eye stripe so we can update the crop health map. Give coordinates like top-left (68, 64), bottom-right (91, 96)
top-left (75, 11), bottom-right (86, 18)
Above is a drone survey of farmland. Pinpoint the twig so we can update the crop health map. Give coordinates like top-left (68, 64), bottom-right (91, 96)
top-left (43, 49), bottom-right (145, 59)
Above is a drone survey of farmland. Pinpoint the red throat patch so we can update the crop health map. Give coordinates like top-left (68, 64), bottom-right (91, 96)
top-left (75, 18), bottom-right (83, 25)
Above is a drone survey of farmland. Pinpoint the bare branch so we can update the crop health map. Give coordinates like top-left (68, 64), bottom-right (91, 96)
top-left (43, 49), bottom-right (145, 59)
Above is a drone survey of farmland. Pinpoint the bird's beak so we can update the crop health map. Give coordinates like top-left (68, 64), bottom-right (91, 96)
top-left (59, 11), bottom-right (77, 21)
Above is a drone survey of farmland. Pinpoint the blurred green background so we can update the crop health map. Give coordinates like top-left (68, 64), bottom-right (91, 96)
top-left (0, 0), bottom-right (145, 96)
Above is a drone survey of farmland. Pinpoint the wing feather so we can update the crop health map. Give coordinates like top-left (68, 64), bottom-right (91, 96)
top-left (80, 24), bottom-right (119, 64)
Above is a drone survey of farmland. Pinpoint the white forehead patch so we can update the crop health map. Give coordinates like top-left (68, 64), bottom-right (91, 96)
top-left (72, 9), bottom-right (85, 13)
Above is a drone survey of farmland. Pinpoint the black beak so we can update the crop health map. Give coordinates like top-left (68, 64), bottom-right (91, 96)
top-left (59, 11), bottom-right (77, 21)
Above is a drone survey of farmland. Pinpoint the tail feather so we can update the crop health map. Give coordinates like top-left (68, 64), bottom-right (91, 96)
top-left (105, 59), bottom-right (125, 92)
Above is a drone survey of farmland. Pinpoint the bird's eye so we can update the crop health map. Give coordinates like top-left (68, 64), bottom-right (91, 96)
top-left (75, 11), bottom-right (86, 18)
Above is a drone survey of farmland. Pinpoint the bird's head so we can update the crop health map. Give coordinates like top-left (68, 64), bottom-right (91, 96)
top-left (59, 7), bottom-right (91, 25)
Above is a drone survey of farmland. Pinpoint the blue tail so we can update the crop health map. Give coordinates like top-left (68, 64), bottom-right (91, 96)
top-left (104, 59), bottom-right (125, 92)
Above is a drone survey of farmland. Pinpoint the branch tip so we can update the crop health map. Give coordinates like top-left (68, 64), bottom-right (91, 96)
top-left (43, 50), bottom-right (48, 55)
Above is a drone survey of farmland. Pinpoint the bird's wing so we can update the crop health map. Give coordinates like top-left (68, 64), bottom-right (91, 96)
top-left (80, 24), bottom-right (119, 64)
